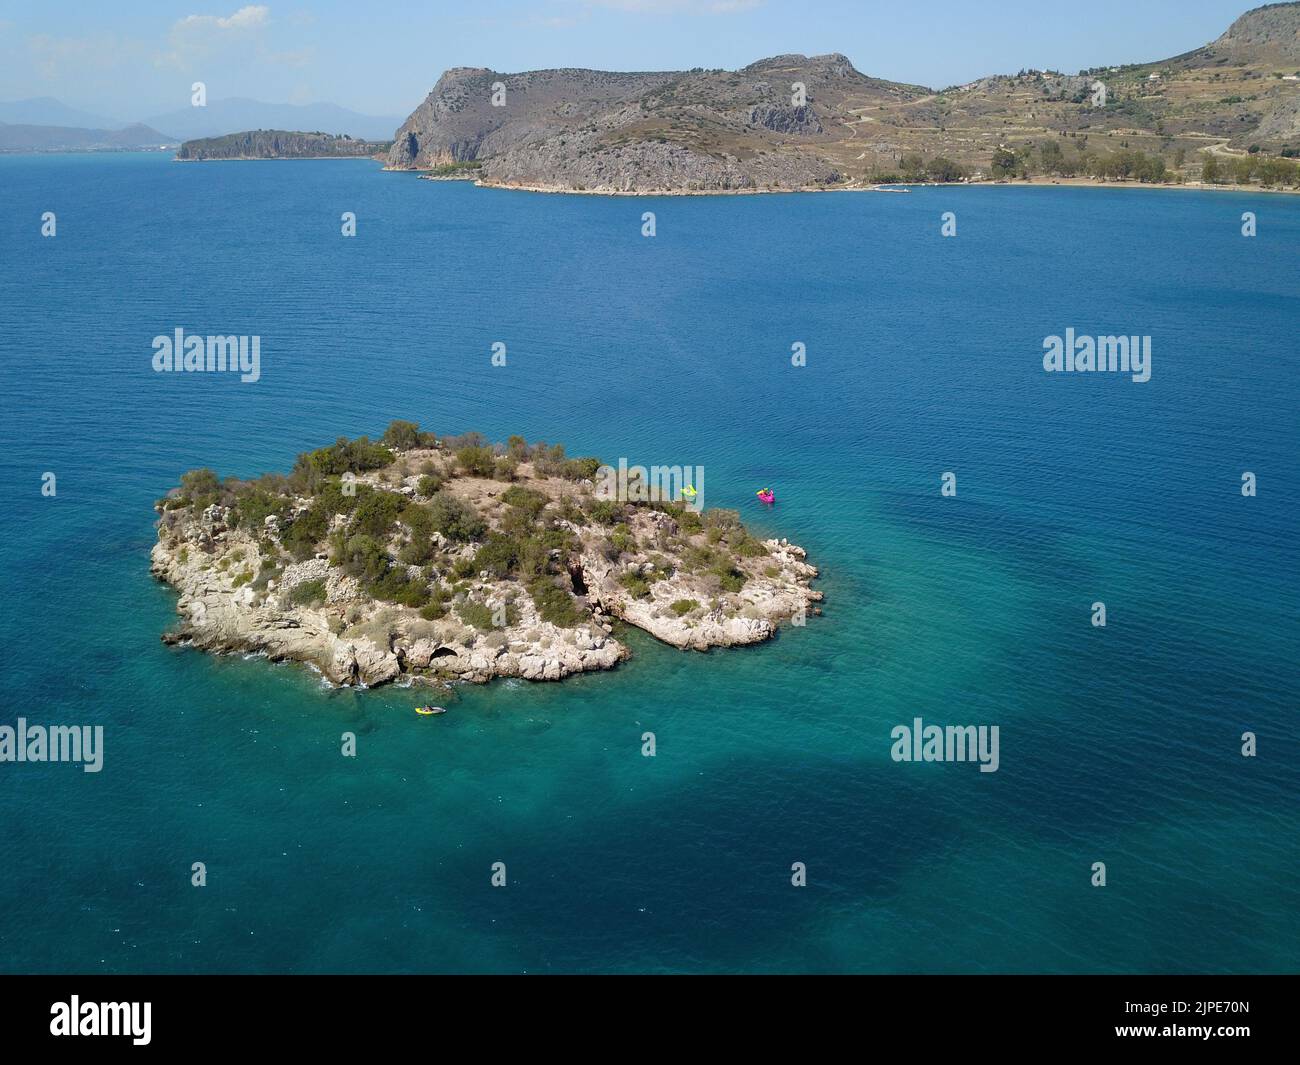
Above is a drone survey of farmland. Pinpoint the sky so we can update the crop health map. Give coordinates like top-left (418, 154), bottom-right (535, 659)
top-left (0, 0), bottom-right (1264, 122)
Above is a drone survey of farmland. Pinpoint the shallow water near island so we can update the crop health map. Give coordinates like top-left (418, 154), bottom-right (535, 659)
top-left (1, 154), bottom-right (1298, 973)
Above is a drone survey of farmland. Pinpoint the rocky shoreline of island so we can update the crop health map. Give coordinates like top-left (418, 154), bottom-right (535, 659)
top-left (152, 424), bottom-right (821, 688)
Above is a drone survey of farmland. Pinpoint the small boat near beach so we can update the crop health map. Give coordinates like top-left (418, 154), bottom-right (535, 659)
top-left (756, 488), bottom-right (775, 504)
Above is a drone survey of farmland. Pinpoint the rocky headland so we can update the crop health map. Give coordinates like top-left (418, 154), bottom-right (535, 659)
top-left (176, 130), bottom-right (390, 161)
top-left (151, 423), bottom-right (821, 688)
top-left (382, 4), bottom-right (1300, 194)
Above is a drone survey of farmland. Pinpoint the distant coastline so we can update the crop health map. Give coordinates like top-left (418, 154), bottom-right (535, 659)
top-left (427, 174), bottom-right (1300, 198)
top-left (175, 129), bottom-right (390, 162)
top-left (380, 6), bottom-right (1300, 199)
top-left (176, 154), bottom-right (387, 162)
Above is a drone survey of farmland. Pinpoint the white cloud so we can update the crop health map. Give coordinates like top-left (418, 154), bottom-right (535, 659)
top-left (157, 5), bottom-right (271, 68)
top-left (177, 6), bottom-right (270, 32)
top-left (582, 0), bottom-right (761, 13)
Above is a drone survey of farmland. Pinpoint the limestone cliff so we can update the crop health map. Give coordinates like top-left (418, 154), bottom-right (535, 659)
top-left (177, 130), bottom-right (390, 160)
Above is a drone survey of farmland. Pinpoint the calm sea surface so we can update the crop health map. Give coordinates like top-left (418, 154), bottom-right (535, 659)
top-left (0, 153), bottom-right (1296, 973)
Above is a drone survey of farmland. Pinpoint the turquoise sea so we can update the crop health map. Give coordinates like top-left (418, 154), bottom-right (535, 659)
top-left (0, 153), bottom-right (1297, 973)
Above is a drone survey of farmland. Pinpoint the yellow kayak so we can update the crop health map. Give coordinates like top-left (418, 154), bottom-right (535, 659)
top-left (415, 705), bottom-right (446, 716)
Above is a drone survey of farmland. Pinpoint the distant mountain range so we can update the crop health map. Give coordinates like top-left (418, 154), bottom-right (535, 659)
top-left (386, 1), bottom-right (1300, 192)
top-left (0, 96), bottom-right (402, 152)
top-left (140, 99), bottom-right (401, 142)
top-left (0, 97), bottom-right (125, 129)
top-left (0, 122), bottom-right (176, 153)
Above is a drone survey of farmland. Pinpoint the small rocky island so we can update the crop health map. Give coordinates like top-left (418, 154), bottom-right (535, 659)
top-left (176, 130), bottom-right (391, 161)
top-left (152, 423), bottom-right (821, 687)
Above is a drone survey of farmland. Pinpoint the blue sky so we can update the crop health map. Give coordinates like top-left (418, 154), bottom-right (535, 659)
top-left (0, 0), bottom-right (1261, 120)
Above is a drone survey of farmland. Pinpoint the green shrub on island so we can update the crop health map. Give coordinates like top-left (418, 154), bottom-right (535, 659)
top-left (277, 479), bottom-right (367, 560)
top-left (555, 495), bottom-right (584, 525)
top-left (439, 431), bottom-right (487, 451)
top-left (366, 564), bottom-right (430, 608)
top-left (349, 489), bottom-right (406, 539)
top-left (529, 576), bottom-right (585, 627)
top-left (677, 508), bottom-right (703, 533)
top-left (279, 508), bottom-right (328, 561)
top-left (501, 485), bottom-right (549, 517)
top-left (499, 437), bottom-right (599, 481)
top-left (230, 491), bottom-right (283, 533)
top-left (681, 541), bottom-right (748, 592)
top-left (333, 532), bottom-right (389, 582)
top-left (563, 457), bottom-right (602, 481)
top-left (180, 468), bottom-right (222, 505)
top-left (331, 530), bottom-right (431, 606)
top-left (586, 499), bottom-right (626, 525)
top-left (714, 566), bottom-right (746, 593)
top-left (457, 600), bottom-right (497, 631)
top-left (530, 443), bottom-right (567, 478)
top-left (670, 599), bottom-right (699, 616)
top-left (417, 584), bottom-right (453, 620)
top-left (416, 473), bottom-right (443, 497)
top-left (288, 436), bottom-right (393, 495)
top-left (473, 525), bottom-right (564, 581)
top-left (527, 443), bottom-right (599, 482)
top-left (289, 579), bottom-right (327, 606)
top-left (428, 492), bottom-right (486, 542)
top-left (619, 571), bottom-right (652, 599)
top-left (397, 505), bottom-right (439, 565)
top-left (456, 445), bottom-right (496, 477)
top-left (379, 419), bottom-right (427, 451)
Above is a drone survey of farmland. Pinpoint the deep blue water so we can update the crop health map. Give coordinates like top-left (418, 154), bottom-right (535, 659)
top-left (0, 153), bottom-right (1296, 973)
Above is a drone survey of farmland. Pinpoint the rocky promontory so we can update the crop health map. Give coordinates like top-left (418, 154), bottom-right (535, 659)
top-left (151, 423), bottom-right (821, 688)
top-left (177, 130), bottom-right (390, 161)
top-left (383, 55), bottom-right (903, 193)
top-left (382, 5), bottom-right (1300, 194)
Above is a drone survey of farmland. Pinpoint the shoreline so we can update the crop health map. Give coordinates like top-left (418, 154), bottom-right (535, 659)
top-left (961, 176), bottom-right (1300, 196)
top-left (152, 438), bottom-right (822, 690)
top-left (476, 176), bottom-right (1300, 198)
top-left (381, 169), bottom-right (1300, 199)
